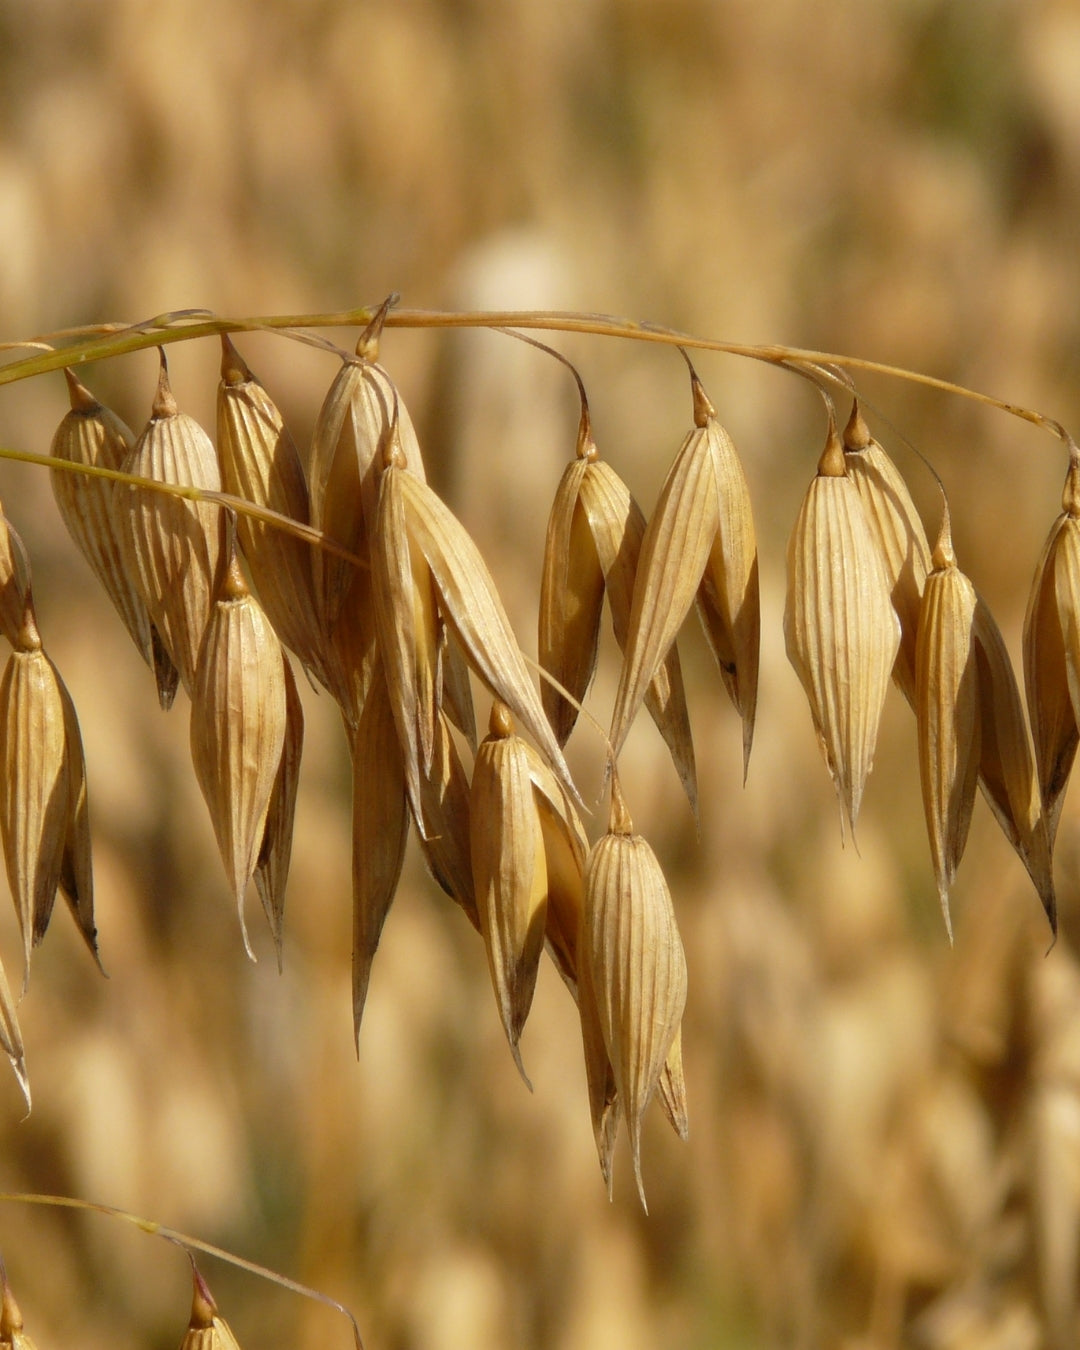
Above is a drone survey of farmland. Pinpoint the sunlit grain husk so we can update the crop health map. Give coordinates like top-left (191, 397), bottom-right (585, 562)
top-left (252, 655), bottom-right (304, 970)
top-left (915, 518), bottom-right (980, 940)
top-left (308, 308), bottom-right (427, 629)
top-left (56, 667), bottom-right (102, 971)
top-left (784, 425), bottom-right (900, 836)
top-left (471, 702), bottom-right (549, 1083)
top-left (843, 401), bottom-right (931, 706)
top-left (0, 644), bottom-right (71, 987)
top-left (523, 739), bottom-right (588, 994)
top-left (657, 1025), bottom-right (689, 1140)
top-left (49, 371), bottom-right (163, 672)
top-left (578, 456), bottom-right (697, 814)
top-left (352, 656), bottom-right (409, 1048)
top-left (583, 775), bottom-right (688, 1209)
top-left (973, 596), bottom-right (1056, 931)
top-left (371, 452), bottom-right (441, 828)
top-left (119, 354), bottom-right (222, 696)
top-left (217, 337), bottom-right (330, 688)
top-left (190, 553), bottom-right (288, 957)
top-left (0, 504), bottom-right (32, 652)
top-left (439, 624), bottom-right (478, 753)
top-left (1026, 451), bottom-right (1080, 848)
top-left (608, 392), bottom-right (721, 772)
top-left (179, 1268), bottom-right (243, 1350)
top-left (394, 464), bottom-right (582, 809)
top-left (692, 376), bottom-right (760, 778)
top-left (577, 924), bottom-right (620, 1193)
top-left (539, 451), bottom-right (605, 746)
top-left (415, 710), bottom-right (479, 931)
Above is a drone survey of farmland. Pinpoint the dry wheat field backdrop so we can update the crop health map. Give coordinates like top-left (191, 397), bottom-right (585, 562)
top-left (2, 2), bottom-right (1080, 1348)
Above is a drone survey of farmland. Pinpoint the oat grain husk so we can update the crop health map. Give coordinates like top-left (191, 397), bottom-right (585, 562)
top-left (119, 353), bottom-right (222, 697)
top-left (190, 551), bottom-right (288, 957)
top-left (0, 505), bottom-right (32, 653)
top-left (583, 773), bottom-right (688, 1209)
top-left (784, 421), bottom-right (900, 837)
top-left (180, 1267), bottom-right (243, 1350)
top-left (252, 652), bottom-right (304, 968)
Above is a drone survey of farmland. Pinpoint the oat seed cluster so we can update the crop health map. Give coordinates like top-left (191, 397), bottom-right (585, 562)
top-left (0, 311), bottom-right (1069, 1208)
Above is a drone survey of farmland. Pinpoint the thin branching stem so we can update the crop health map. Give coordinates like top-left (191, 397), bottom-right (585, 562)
top-left (0, 307), bottom-right (1069, 446)
top-left (0, 1192), bottom-right (365, 1349)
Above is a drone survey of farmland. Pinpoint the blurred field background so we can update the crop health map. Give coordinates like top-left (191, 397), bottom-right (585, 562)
top-left (2, 1), bottom-right (1080, 1346)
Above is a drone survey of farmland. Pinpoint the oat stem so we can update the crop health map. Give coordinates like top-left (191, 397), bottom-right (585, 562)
top-left (0, 307), bottom-right (1069, 444)
top-left (0, 1191), bottom-right (365, 1349)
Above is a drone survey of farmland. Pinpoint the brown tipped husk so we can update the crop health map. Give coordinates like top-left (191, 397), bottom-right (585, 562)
top-left (190, 555), bottom-right (288, 957)
top-left (784, 428), bottom-right (900, 836)
top-left (539, 456), bottom-right (604, 746)
top-left (180, 1266), bottom-right (243, 1350)
top-left (583, 776), bottom-right (688, 1209)
top-left (470, 703), bottom-right (549, 1083)
top-left (915, 525), bottom-right (981, 939)
top-left (578, 457), bottom-right (698, 816)
top-left (252, 654), bottom-right (304, 968)
top-left (216, 338), bottom-right (329, 688)
top-left (118, 357), bottom-right (222, 696)
top-left (843, 402), bottom-right (931, 707)
top-left (351, 656), bottom-right (409, 1048)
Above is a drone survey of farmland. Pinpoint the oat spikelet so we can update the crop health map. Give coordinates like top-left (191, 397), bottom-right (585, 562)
top-left (190, 550), bottom-right (288, 957)
top-left (973, 592), bottom-right (1056, 932)
top-left (416, 709), bottom-right (479, 930)
top-left (915, 510), bottom-right (980, 940)
top-left (471, 701), bottom-right (550, 1084)
top-left (784, 419), bottom-right (900, 836)
top-left (577, 923), bottom-right (620, 1194)
top-left (392, 463), bottom-right (582, 810)
top-left (539, 433), bottom-right (605, 747)
top-left (557, 431), bottom-right (698, 813)
top-left (308, 299), bottom-right (426, 629)
top-left (0, 640), bottom-right (74, 988)
top-left (0, 956), bottom-right (27, 1109)
top-left (1025, 448), bottom-right (1080, 844)
top-left (252, 654), bottom-right (304, 970)
top-left (657, 1025), bottom-right (689, 1141)
top-left (351, 655), bottom-right (409, 1049)
top-left (610, 368), bottom-right (758, 781)
top-left (583, 772), bottom-right (688, 1210)
top-left (119, 351), bottom-right (222, 696)
top-left (217, 337), bottom-right (329, 689)
top-left (843, 400), bottom-right (931, 708)
top-left (179, 1266), bottom-right (243, 1350)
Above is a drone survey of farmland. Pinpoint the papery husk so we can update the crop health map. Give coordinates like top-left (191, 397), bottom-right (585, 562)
top-left (415, 710), bottom-right (479, 930)
top-left (119, 353), bottom-right (222, 696)
top-left (657, 1024), bottom-right (689, 1141)
top-left (915, 516), bottom-right (980, 940)
top-left (371, 454), bottom-right (441, 829)
top-left (539, 449), bottom-right (604, 746)
top-left (393, 464), bottom-right (582, 810)
top-left (56, 666), bottom-right (102, 971)
top-left (1025, 503), bottom-right (1079, 846)
top-left (308, 305), bottom-right (427, 629)
top-left (179, 1267), bottom-right (243, 1350)
top-left (252, 654), bottom-right (304, 969)
top-left (972, 596), bottom-right (1056, 932)
top-left (0, 644), bottom-right (71, 988)
top-left (440, 623), bottom-right (478, 752)
top-left (190, 553), bottom-right (288, 958)
top-left (0, 504), bottom-right (32, 652)
top-left (325, 562), bottom-right (380, 733)
top-left (583, 774), bottom-right (688, 1210)
top-left (784, 423), bottom-right (900, 837)
top-left (217, 338), bottom-right (331, 690)
top-left (691, 376), bottom-right (760, 778)
top-left (351, 655), bottom-right (409, 1049)
top-left (578, 456), bottom-right (698, 815)
top-left (49, 371), bottom-right (166, 678)
top-left (577, 918), bottom-right (620, 1194)
top-left (843, 401), bottom-right (931, 707)
top-left (471, 702), bottom-right (549, 1084)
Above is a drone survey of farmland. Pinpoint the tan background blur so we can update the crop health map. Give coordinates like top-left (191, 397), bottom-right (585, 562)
top-left (2, 1), bottom-right (1080, 1346)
